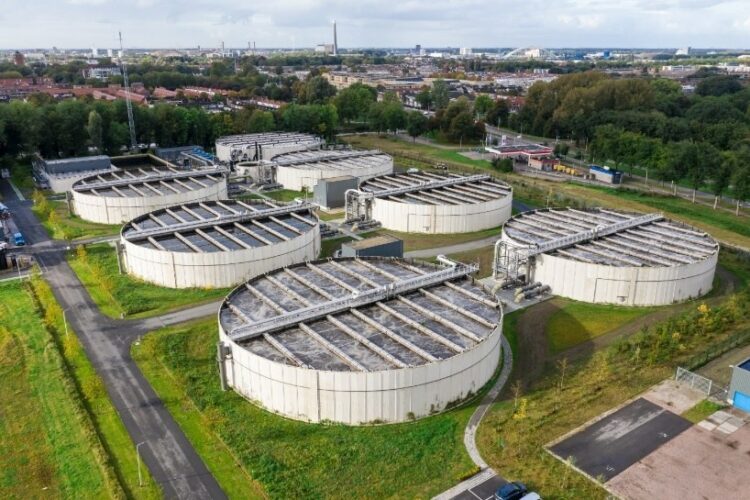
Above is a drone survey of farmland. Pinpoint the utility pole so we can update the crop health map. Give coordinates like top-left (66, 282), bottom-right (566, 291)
top-left (119, 31), bottom-right (137, 150)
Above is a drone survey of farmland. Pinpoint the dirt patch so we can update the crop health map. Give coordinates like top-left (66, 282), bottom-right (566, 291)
top-left (512, 299), bottom-right (561, 389)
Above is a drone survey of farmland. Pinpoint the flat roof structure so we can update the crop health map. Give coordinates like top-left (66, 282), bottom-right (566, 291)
top-left (71, 163), bottom-right (228, 224)
top-left (351, 172), bottom-right (513, 234)
top-left (273, 149), bottom-right (393, 191)
top-left (121, 200), bottom-right (319, 288)
top-left (497, 208), bottom-right (719, 306)
top-left (218, 257), bottom-right (503, 424)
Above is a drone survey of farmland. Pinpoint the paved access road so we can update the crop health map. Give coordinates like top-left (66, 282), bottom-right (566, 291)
top-left (1, 179), bottom-right (226, 499)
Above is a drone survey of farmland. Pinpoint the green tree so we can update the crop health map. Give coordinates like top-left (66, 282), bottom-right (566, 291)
top-left (415, 88), bottom-right (432, 110)
top-left (486, 99), bottom-right (510, 128)
top-left (86, 110), bottom-right (103, 152)
top-left (473, 95), bottom-right (494, 118)
top-left (298, 76), bottom-right (337, 104)
top-left (431, 79), bottom-right (449, 110)
top-left (246, 110), bottom-right (275, 133)
top-left (333, 83), bottom-right (377, 122)
top-left (405, 111), bottom-right (428, 141)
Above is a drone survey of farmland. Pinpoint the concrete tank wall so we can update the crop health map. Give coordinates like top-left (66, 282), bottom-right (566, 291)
top-left (219, 320), bottom-right (502, 425)
top-left (72, 179), bottom-right (227, 224)
top-left (501, 231), bottom-right (718, 306)
top-left (372, 194), bottom-right (512, 234)
top-left (122, 224), bottom-right (320, 289)
top-left (531, 252), bottom-right (717, 306)
top-left (276, 157), bottom-right (393, 192)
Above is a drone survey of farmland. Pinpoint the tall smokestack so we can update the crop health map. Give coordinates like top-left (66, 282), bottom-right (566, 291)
top-left (333, 20), bottom-right (338, 56)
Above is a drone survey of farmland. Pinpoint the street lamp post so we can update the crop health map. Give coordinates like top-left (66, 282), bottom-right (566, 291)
top-left (136, 441), bottom-right (146, 487)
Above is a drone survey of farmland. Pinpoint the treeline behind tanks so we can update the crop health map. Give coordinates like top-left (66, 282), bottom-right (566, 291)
top-left (0, 96), bottom-right (340, 159)
top-left (515, 71), bottom-right (750, 203)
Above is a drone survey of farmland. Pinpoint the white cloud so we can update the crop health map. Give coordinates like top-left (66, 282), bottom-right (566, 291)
top-left (1, 0), bottom-right (749, 48)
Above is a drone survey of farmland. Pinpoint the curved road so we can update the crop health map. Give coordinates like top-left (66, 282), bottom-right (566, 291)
top-left (2, 179), bottom-right (226, 499)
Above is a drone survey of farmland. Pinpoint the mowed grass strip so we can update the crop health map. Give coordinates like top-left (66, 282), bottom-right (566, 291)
top-left (545, 299), bottom-right (657, 353)
top-left (375, 227), bottom-right (502, 252)
top-left (343, 134), bottom-right (750, 249)
top-left (682, 400), bottom-right (725, 424)
top-left (67, 243), bottom-right (228, 318)
top-left (0, 281), bottom-right (119, 498)
top-left (27, 274), bottom-right (162, 498)
top-left (32, 198), bottom-right (120, 241)
top-left (133, 318), bottom-right (485, 499)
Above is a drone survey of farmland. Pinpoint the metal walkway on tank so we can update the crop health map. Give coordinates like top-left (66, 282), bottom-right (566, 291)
top-left (228, 261), bottom-right (479, 343)
top-left (493, 211), bottom-right (665, 282)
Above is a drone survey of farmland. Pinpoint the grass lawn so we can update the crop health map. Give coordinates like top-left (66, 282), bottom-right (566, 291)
top-left (133, 317), bottom-right (500, 499)
top-left (320, 235), bottom-right (354, 257)
top-left (26, 273), bottom-right (162, 498)
top-left (446, 245), bottom-right (495, 278)
top-left (343, 134), bottom-right (750, 249)
top-left (316, 209), bottom-right (344, 221)
top-left (32, 198), bottom-right (120, 241)
top-left (682, 400), bottom-right (725, 424)
top-left (67, 243), bottom-right (228, 318)
top-left (0, 280), bottom-right (122, 498)
top-left (344, 135), bottom-right (492, 171)
top-left (374, 226), bottom-right (502, 252)
top-left (10, 162), bottom-right (36, 196)
top-left (263, 189), bottom-right (307, 202)
top-left (545, 299), bottom-right (657, 353)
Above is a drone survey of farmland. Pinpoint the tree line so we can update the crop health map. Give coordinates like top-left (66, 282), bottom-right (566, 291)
top-left (514, 71), bottom-right (750, 207)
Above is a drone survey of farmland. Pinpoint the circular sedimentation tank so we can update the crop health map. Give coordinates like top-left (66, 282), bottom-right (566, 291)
top-left (218, 257), bottom-right (503, 425)
top-left (273, 149), bottom-right (394, 191)
top-left (72, 163), bottom-right (227, 224)
top-left (501, 207), bottom-right (719, 306)
top-left (120, 199), bottom-right (319, 289)
top-left (359, 172), bottom-right (513, 234)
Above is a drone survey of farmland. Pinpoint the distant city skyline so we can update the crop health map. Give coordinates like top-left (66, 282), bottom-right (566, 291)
top-left (1, 0), bottom-right (749, 50)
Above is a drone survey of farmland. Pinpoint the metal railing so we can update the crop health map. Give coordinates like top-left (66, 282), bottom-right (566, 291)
top-left (273, 150), bottom-right (382, 166)
top-left (229, 262), bottom-right (479, 342)
top-left (493, 212), bottom-right (664, 281)
top-left (363, 174), bottom-right (492, 199)
top-left (75, 166), bottom-right (229, 191)
top-left (123, 202), bottom-right (313, 241)
top-left (675, 367), bottom-right (713, 396)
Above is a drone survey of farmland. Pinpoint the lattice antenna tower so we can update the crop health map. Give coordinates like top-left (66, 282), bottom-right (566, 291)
top-left (118, 31), bottom-right (137, 150)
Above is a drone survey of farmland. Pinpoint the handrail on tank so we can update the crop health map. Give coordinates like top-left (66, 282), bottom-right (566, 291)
top-left (228, 262), bottom-right (479, 342)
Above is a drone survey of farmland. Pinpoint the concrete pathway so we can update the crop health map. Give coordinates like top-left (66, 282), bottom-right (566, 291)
top-left (433, 335), bottom-right (513, 500)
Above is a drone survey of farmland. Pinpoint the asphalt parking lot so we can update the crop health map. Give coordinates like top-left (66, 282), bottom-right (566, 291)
top-left (451, 474), bottom-right (506, 500)
top-left (549, 397), bottom-right (693, 481)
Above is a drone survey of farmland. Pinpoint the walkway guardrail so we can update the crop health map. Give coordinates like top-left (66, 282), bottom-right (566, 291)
top-left (74, 166), bottom-right (229, 191)
top-left (123, 202), bottom-right (314, 241)
top-left (229, 262), bottom-right (479, 342)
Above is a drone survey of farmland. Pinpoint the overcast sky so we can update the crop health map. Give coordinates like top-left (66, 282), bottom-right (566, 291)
top-left (2, 0), bottom-right (749, 50)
